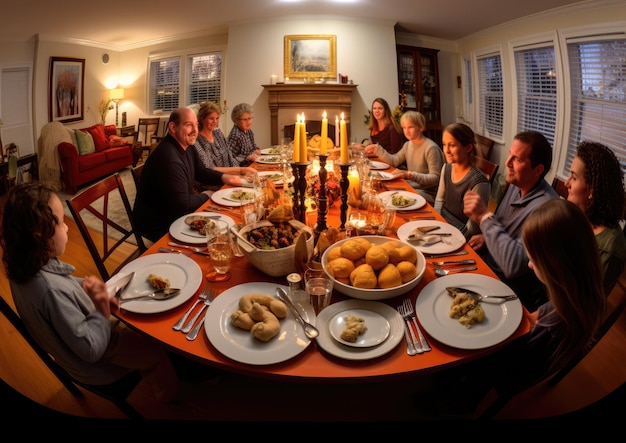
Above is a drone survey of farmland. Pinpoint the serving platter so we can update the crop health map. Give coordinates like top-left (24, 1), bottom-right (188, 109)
top-left (397, 220), bottom-right (466, 255)
top-left (204, 282), bottom-right (316, 365)
top-left (106, 253), bottom-right (202, 314)
top-left (415, 274), bottom-right (523, 349)
top-left (316, 300), bottom-right (403, 360)
top-left (169, 211), bottom-right (235, 244)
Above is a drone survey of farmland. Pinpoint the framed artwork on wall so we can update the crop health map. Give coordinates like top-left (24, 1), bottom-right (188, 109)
top-left (49, 57), bottom-right (85, 123)
top-left (284, 34), bottom-right (337, 80)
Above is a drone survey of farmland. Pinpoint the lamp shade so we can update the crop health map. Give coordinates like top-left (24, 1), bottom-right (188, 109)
top-left (110, 88), bottom-right (124, 101)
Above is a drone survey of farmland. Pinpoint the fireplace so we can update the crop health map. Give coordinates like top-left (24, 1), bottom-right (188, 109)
top-left (262, 83), bottom-right (358, 145)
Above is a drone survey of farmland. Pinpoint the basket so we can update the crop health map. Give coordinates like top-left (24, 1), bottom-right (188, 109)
top-left (235, 220), bottom-right (314, 277)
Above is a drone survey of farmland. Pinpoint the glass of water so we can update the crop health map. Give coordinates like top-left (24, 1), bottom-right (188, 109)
top-left (205, 220), bottom-right (232, 282)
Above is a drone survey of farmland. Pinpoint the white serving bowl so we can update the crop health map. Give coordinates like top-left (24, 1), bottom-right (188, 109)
top-left (321, 235), bottom-right (426, 300)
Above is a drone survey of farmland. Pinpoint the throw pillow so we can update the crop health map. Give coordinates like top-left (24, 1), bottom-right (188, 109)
top-left (75, 130), bottom-right (96, 155)
top-left (84, 124), bottom-right (110, 152)
top-left (109, 135), bottom-right (128, 147)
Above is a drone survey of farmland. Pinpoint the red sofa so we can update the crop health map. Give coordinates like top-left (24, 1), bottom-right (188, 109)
top-left (58, 124), bottom-right (134, 194)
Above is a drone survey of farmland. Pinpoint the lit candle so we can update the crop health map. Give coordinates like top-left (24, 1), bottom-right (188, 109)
top-left (300, 113), bottom-right (307, 163)
top-left (335, 115), bottom-right (340, 147)
top-left (320, 111), bottom-right (328, 155)
top-left (348, 165), bottom-right (361, 200)
top-left (293, 114), bottom-right (300, 163)
top-left (340, 113), bottom-right (349, 164)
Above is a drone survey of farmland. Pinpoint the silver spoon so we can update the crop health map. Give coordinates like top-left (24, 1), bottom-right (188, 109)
top-left (168, 242), bottom-right (207, 253)
top-left (120, 288), bottom-right (181, 303)
top-left (434, 266), bottom-right (478, 276)
top-left (275, 287), bottom-right (319, 340)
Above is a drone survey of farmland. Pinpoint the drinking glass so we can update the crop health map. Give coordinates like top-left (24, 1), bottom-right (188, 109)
top-left (205, 220), bottom-right (232, 282)
top-left (304, 268), bottom-right (334, 315)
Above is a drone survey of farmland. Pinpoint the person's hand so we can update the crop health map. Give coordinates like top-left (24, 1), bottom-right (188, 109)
top-left (241, 166), bottom-right (257, 176)
top-left (363, 144), bottom-right (377, 156)
top-left (463, 190), bottom-right (488, 224)
top-left (82, 275), bottom-right (112, 317)
top-left (467, 234), bottom-right (485, 251)
top-left (391, 169), bottom-right (405, 180)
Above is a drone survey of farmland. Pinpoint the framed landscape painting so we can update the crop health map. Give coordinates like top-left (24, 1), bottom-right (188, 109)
top-left (49, 57), bottom-right (84, 123)
top-left (284, 34), bottom-right (337, 80)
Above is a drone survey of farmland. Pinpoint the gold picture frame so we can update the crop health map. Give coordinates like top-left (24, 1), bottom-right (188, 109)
top-left (284, 34), bottom-right (337, 80)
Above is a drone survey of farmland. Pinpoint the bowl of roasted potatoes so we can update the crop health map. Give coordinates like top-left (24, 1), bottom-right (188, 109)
top-left (321, 235), bottom-right (426, 300)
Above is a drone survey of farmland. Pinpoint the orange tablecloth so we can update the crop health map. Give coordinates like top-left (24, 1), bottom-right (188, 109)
top-left (115, 163), bottom-right (530, 382)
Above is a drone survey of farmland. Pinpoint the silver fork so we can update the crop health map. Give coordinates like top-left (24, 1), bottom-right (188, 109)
top-left (182, 287), bottom-right (217, 337)
top-left (172, 284), bottom-right (209, 331)
top-left (397, 303), bottom-right (421, 355)
top-left (403, 298), bottom-right (431, 352)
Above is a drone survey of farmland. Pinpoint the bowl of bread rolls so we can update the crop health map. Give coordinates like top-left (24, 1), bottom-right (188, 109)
top-left (321, 235), bottom-right (426, 300)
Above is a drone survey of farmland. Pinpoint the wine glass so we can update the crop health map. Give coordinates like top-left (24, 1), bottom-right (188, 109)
top-left (205, 220), bottom-right (232, 282)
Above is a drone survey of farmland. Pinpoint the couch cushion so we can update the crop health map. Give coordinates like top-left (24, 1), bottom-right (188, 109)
top-left (109, 135), bottom-right (128, 147)
top-left (77, 151), bottom-right (107, 171)
top-left (105, 146), bottom-right (131, 162)
top-left (75, 130), bottom-right (95, 155)
top-left (104, 124), bottom-right (117, 137)
top-left (84, 124), bottom-right (110, 152)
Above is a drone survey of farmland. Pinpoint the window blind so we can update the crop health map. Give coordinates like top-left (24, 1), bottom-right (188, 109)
top-left (566, 38), bottom-right (626, 176)
top-left (477, 53), bottom-right (503, 139)
top-left (149, 57), bottom-right (181, 113)
top-left (514, 46), bottom-right (557, 146)
top-left (187, 53), bottom-right (222, 105)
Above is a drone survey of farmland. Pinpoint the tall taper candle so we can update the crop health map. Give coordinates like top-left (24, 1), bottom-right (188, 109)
top-left (320, 111), bottom-right (328, 155)
top-left (335, 115), bottom-right (340, 147)
top-left (300, 114), bottom-right (307, 162)
top-left (293, 115), bottom-right (300, 163)
top-left (340, 113), bottom-right (349, 164)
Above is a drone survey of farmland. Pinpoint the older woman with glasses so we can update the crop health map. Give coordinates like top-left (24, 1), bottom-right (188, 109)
top-left (228, 102), bottom-right (261, 166)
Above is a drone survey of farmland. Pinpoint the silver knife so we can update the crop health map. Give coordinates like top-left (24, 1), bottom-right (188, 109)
top-left (114, 271), bottom-right (135, 299)
top-left (423, 249), bottom-right (469, 258)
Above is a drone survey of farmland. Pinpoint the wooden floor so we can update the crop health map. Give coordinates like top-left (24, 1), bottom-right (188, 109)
top-left (0, 214), bottom-right (624, 426)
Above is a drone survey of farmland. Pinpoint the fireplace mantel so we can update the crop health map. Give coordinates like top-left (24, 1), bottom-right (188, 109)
top-left (263, 83), bottom-right (358, 145)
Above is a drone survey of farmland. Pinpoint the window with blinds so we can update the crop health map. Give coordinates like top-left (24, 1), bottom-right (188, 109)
top-left (565, 38), bottom-right (626, 176)
top-left (514, 45), bottom-right (557, 146)
top-left (462, 57), bottom-right (474, 125)
top-left (477, 53), bottom-right (503, 139)
top-left (149, 51), bottom-right (223, 114)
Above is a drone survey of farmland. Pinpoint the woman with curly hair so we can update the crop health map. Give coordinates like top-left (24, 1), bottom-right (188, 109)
top-left (363, 97), bottom-right (405, 154)
top-left (564, 140), bottom-right (626, 294)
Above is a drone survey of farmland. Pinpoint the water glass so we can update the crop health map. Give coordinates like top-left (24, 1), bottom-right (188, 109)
top-left (304, 268), bottom-right (334, 315)
top-left (205, 220), bottom-right (232, 281)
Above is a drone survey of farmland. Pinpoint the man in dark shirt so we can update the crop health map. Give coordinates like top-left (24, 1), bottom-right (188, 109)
top-left (133, 107), bottom-right (224, 242)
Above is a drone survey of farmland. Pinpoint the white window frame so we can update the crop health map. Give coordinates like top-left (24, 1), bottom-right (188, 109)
top-left (459, 53), bottom-right (474, 126)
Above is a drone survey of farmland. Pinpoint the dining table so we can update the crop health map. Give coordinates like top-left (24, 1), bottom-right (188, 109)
top-left (113, 155), bottom-right (530, 383)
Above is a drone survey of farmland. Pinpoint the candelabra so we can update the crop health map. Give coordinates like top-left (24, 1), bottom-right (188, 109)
top-left (314, 154), bottom-right (329, 237)
top-left (291, 161), bottom-right (310, 224)
top-left (338, 162), bottom-right (350, 230)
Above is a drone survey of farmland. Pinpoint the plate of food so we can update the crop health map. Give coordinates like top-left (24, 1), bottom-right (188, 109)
top-left (258, 170), bottom-right (294, 185)
top-left (377, 190), bottom-right (426, 210)
top-left (369, 161), bottom-right (390, 170)
top-left (169, 212), bottom-right (236, 244)
top-left (211, 187), bottom-right (256, 206)
top-left (415, 274), bottom-right (523, 349)
top-left (106, 253), bottom-right (203, 315)
top-left (369, 171), bottom-right (394, 181)
top-left (260, 146), bottom-right (280, 155)
top-left (328, 308), bottom-right (390, 348)
top-left (256, 155), bottom-right (281, 164)
top-left (397, 220), bottom-right (466, 254)
top-left (204, 282), bottom-right (316, 365)
top-left (316, 300), bottom-right (404, 360)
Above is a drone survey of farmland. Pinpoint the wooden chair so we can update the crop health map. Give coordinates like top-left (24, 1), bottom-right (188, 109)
top-left (423, 122), bottom-right (444, 148)
top-left (475, 156), bottom-right (499, 186)
top-left (551, 176), bottom-right (568, 199)
top-left (131, 164), bottom-right (144, 190)
top-left (0, 293), bottom-right (144, 419)
top-left (475, 133), bottom-right (496, 159)
top-left (137, 118), bottom-right (162, 160)
top-left (65, 173), bottom-right (147, 282)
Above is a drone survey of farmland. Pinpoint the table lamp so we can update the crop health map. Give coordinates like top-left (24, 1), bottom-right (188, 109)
top-left (109, 88), bottom-right (125, 127)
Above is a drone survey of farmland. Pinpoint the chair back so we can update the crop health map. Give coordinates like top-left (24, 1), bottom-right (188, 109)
top-left (0, 293), bottom-right (144, 419)
top-left (66, 173), bottom-right (147, 281)
top-left (475, 156), bottom-right (499, 186)
top-left (137, 118), bottom-right (162, 146)
top-left (551, 176), bottom-right (568, 199)
top-left (423, 122), bottom-right (444, 148)
top-left (131, 164), bottom-right (144, 190)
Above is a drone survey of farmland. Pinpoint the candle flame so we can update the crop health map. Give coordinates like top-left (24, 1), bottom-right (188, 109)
top-left (341, 112), bottom-right (345, 120)
top-left (322, 110), bottom-right (327, 119)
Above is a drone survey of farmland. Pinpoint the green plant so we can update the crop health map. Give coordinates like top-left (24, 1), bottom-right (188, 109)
top-left (98, 98), bottom-right (114, 125)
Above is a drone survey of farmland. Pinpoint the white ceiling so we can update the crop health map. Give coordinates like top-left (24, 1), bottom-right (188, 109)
top-left (2, 0), bottom-right (585, 48)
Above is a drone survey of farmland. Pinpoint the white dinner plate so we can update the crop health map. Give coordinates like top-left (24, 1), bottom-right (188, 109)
top-left (256, 155), bottom-right (281, 164)
top-left (169, 211), bottom-right (235, 244)
top-left (211, 187), bottom-right (255, 206)
top-left (316, 300), bottom-right (403, 360)
top-left (397, 220), bottom-right (466, 255)
top-left (369, 171), bottom-right (394, 181)
top-left (260, 147), bottom-right (280, 155)
top-left (369, 161), bottom-right (390, 170)
top-left (204, 282), bottom-right (316, 365)
top-left (328, 308), bottom-right (390, 348)
top-left (258, 170), bottom-right (294, 185)
top-left (377, 190), bottom-right (426, 211)
top-left (106, 253), bottom-right (203, 314)
top-left (415, 274), bottom-right (523, 350)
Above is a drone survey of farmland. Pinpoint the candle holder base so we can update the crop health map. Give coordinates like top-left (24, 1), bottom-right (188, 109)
top-left (338, 162), bottom-right (350, 230)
